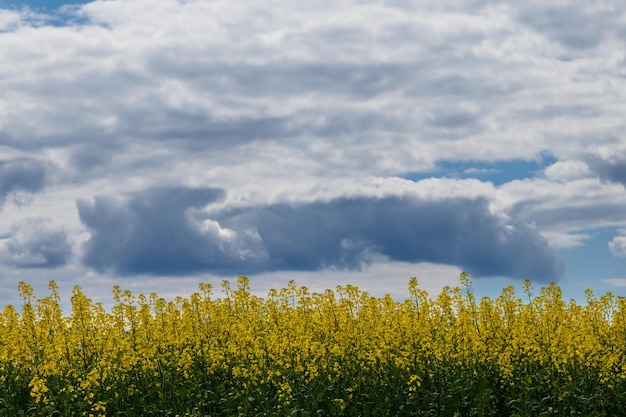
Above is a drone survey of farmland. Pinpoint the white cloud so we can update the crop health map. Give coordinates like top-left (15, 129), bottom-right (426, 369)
top-left (544, 160), bottom-right (592, 182)
top-left (0, 10), bottom-right (21, 31)
top-left (603, 278), bottom-right (626, 288)
top-left (609, 235), bottom-right (626, 258)
top-left (540, 231), bottom-right (590, 249)
top-left (602, 278), bottom-right (626, 289)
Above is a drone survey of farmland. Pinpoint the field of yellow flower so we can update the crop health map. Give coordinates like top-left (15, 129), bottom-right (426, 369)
top-left (1, 273), bottom-right (626, 416)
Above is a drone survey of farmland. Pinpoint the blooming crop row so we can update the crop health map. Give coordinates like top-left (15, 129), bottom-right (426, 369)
top-left (1, 273), bottom-right (626, 416)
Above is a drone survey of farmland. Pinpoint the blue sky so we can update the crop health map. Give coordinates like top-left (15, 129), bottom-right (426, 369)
top-left (2, 0), bottom-right (83, 9)
top-left (1, 0), bottom-right (626, 308)
top-left (401, 155), bottom-right (558, 186)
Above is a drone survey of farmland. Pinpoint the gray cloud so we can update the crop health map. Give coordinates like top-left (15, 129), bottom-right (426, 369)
top-left (77, 186), bottom-right (564, 282)
top-left (149, 61), bottom-right (414, 99)
top-left (425, 109), bottom-right (480, 129)
top-left (245, 197), bottom-right (563, 281)
top-left (0, 158), bottom-right (47, 206)
top-left (516, 104), bottom-right (601, 121)
top-left (2, 218), bottom-right (71, 268)
top-left (512, 201), bottom-right (626, 232)
top-left (516, 3), bottom-right (617, 50)
top-left (585, 156), bottom-right (626, 187)
top-left (69, 142), bottom-right (120, 173)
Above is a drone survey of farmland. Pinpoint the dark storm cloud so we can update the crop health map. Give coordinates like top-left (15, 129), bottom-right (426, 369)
top-left (76, 186), bottom-right (262, 275)
top-left (243, 197), bottom-right (563, 282)
top-left (77, 187), bottom-right (564, 282)
top-left (3, 219), bottom-right (71, 268)
top-left (586, 156), bottom-right (626, 187)
top-left (0, 158), bottom-right (47, 205)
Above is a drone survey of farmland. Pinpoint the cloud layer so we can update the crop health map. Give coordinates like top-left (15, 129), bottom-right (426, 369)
top-left (0, 0), bottom-right (625, 299)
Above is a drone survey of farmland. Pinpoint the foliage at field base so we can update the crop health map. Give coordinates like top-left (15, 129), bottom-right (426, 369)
top-left (1, 273), bottom-right (626, 416)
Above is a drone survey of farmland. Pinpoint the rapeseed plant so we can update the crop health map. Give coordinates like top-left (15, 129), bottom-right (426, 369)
top-left (1, 275), bottom-right (626, 416)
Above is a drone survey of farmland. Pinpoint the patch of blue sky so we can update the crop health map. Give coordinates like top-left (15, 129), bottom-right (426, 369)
top-left (401, 154), bottom-right (558, 186)
top-left (466, 228), bottom-right (626, 304)
top-left (0, 0), bottom-right (92, 27)
top-left (557, 227), bottom-right (626, 297)
top-left (0, 0), bottom-right (89, 12)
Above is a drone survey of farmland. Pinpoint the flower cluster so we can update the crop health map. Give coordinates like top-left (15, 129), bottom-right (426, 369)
top-left (1, 274), bottom-right (626, 416)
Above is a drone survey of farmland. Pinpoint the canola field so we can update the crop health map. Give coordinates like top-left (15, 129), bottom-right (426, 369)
top-left (1, 273), bottom-right (626, 416)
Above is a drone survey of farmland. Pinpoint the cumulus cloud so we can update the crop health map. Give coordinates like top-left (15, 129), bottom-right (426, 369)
top-left (77, 186), bottom-right (564, 282)
top-left (609, 234), bottom-right (626, 258)
top-left (543, 160), bottom-right (592, 182)
top-left (0, 218), bottom-right (71, 268)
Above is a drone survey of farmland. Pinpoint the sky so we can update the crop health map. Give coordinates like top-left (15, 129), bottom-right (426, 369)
top-left (1, 0), bottom-right (626, 309)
